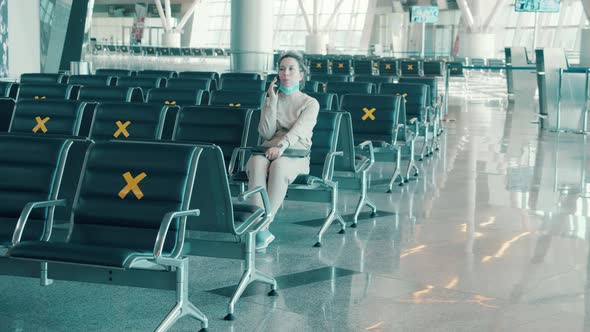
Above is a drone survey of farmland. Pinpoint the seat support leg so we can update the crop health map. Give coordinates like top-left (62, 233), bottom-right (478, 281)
top-left (226, 232), bottom-right (278, 320)
top-left (315, 184), bottom-right (345, 247)
top-left (40, 262), bottom-right (53, 286)
top-left (388, 148), bottom-right (404, 192)
top-left (156, 258), bottom-right (208, 332)
top-left (352, 170), bottom-right (377, 227)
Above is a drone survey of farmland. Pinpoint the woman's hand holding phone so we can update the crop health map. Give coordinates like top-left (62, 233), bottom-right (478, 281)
top-left (268, 76), bottom-right (279, 98)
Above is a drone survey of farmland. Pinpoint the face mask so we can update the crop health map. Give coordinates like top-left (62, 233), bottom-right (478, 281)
top-left (279, 83), bottom-right (300, 95)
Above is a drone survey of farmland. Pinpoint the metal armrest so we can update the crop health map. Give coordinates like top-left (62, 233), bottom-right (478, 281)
top-left (236, 186), bottom-right (272, 235)
top-left (322, 151), bottom-right (344, 182)
top-left (153, 209), bottom-right (200, 259)
top-left (355, 140), bottom-right (375, 173)
top-left (228, 146), bottom-right (254, 175)
top-left (12, 199), bottom-right (67, 246)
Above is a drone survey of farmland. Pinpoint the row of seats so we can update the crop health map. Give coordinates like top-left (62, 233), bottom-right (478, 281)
top-left (94, 43), bottom-right (228, 57)
top-left (0, 136), bottom-right (274, 331)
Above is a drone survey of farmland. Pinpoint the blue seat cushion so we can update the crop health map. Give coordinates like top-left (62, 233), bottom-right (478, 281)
top-left (0, 217), bottom-right (45, 247)
top-left (8, 241), bottom-right (153, 268)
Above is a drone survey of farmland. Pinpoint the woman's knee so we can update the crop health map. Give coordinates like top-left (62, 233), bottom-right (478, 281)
top-left (269, 158), bottom-right (298, 180)
top-left (247, 155), bottom-right (270, 173)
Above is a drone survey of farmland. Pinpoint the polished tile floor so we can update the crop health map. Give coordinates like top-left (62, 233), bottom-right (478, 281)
top-left (2, 73), bottom-right (590, 331)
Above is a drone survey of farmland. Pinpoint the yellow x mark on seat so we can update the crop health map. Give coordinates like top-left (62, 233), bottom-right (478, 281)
top-left (362, 107), bottom-right (376, 121)
top-left (118, 172), bottom-right (147, 199)
top-left (407, 64), bottom-right (414, 70)
top-left (32, 116), bottom-right (50, 133)
top-left (373, 62), bottom-right (379, 68)
top-left (338, 63), bottom-right (344, 69)
top-left (164, 100), bottom-right (177, 105)
top-left (34, 96), bottom-right (47, 100)
top-left (316, 63), bottom-right (322, 68)
top-left (385, 64), bottom-right (392, 70)
top-left (114, 120), bottom-right (131, 138)
top-left (229, 103), bottom-right (241, 107)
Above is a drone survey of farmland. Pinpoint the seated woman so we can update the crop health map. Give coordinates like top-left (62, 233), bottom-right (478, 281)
top-left (247, 51), bottom-right (320, 250)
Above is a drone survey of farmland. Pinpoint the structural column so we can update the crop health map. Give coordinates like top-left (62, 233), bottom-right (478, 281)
top-left (230, 0), bottom-right (273, 73)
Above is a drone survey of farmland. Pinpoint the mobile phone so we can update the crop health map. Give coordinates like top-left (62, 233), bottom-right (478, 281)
top-left (270, 76), bottom-right (280, 93)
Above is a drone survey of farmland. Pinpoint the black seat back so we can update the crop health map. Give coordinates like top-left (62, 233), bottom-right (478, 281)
top-left (185, 144), bottom-right (236, 234)
top-left (209, 90), bottom-right (265, 109)
top-left (326, 82), bottom-right (376, 95)
top-left (69, 141), bottom-right (201, 254)
top-left (310, 74), bottom-right (350, 83)
top-left (301, 80), bottom-right (320, 93)
top-left (95, 69), bottom-right (133, 77)
top-left (90, 103), bottom-right (168, 141)
top-left (308, 112), bottom-right (341, 178)
top-left (306, 92), bottom-right (338, 111)
top-left (146, 88), bottom-right (205, 106)
top-left (309, 59), bottom-right (330, 74)
top-left (353, 75), bottom-right (395, 85)
top-left (332, 59), bottom-right (351, 75)
top-left (20, 73), bottom-right (67, 84)
top-left (0, 136), bottom-right (72, 245)
top-left (68, 75), bottom-right (111, 87)
top-left (137, 70), bottom-right (177, 78)
top-left (0, 98), bottom-right (15, 132)
top-left (167, 78), bottom-right (213, 92)
top-left (220, 72), bottom-right (261, 81)
top-left (379, 83), bottom-right (428, 121)
top-left (400, 60), bottom-right (422, 76)
top-left (173, 107), bottom-right (254, 166)
top-left (379, 59), bottom-right (399, 76)
top-left (423, 61), bottom-right (444, 77)
top-left (220, 79), bottom-right (265, 91)
top-left (340, 94), bottom-right (401, 145)
top-left (77, 86), bottom-right (144, 103)
top-left (10, 100), bottom-right (87, 136)
top-left (117, 76), bottom-right (166, 89)
top-left (18, 84), bottom-right (75, 101)
top-left (398, 77), bottom-right (437, 107)
top-left (353, 60), bottom-right (375, 75)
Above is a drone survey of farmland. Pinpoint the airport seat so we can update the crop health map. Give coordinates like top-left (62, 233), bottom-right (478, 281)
top-left (146, 88), bottom-right (205, 106)
top-left (220, 72), bottom-right (261, 81)
top-left (340, 94), bottom-right (409, 190)
top-left (95, 69), bottom-right (134, 77)
top-left (137, 69), bottom-right (178, 78)
top-left (77, 86), bottom-right (144, 103)
top-left (306, 92), bottom-right (338, 111)
top-left (310, 74), bottom-right (350, 83)
top-left (0, 136), bottom-right (73, 247)
top-left (380, 82), bottom-right (431, 161)
top-left (89, 103), bottom-right (168, 141)
top-left (332, 59), bottom-right (352, 75)
top-left (353, 60), bottom-right (375, 76)
top-left (68, 75), bottom-right (111, 87)
top-left (220, 79), bottom-right (266, 91)
top-left (309, 59), bottom-right (330, 74)
top-left (20, 73), bottom-right (68, 84)
top-left (173, 106), bottom-right (256, 170)
top-left (332, 112), bottom-right (377, 226)
top-left (9, 100), bottom-right (88, 136)
top-left (326, 82), bottom-right (376, 96)
top-left (423, 61), bottom-right (445, 77)
top-left (167, 78), bottom-right (213, 92)
top-left (400, 60), bottom-right (423, 76)
top-left (209, 90), bottom-right (266, 109)
top-left (379, 59), bottom-right (399, 76)
top-left (116, 76), bottom-right (167, 90)
top-left (17, 83), bottom-right (76, 101)
top-left (0, 98), bottom-right (15, 132)
top-left (0, 81), bottom-right (18, 98)
top-left (7, 141), bottom-right (208, 331)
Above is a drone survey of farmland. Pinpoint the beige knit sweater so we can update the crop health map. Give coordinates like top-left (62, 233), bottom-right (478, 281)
top-left (258, 91), bottom-right (320, 151)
